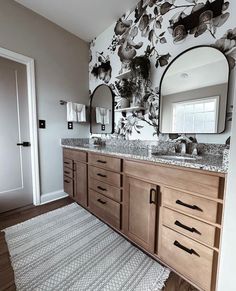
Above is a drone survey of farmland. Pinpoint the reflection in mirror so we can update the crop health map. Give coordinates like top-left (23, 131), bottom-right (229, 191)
top-left (160, 46), bottom-right (229, 134)
top-left (90, 84), bottom-right (114, 134)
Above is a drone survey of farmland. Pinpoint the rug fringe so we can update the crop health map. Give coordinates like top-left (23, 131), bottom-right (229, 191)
top-left (153, 267), bottom-right (171, 290)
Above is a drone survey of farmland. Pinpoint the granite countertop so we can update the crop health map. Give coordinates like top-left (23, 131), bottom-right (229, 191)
top-left (61, 139), bottom-right (228, 174)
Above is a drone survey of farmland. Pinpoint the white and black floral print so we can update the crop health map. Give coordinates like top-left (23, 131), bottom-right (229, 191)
top-left (89, 0), bottom-right (235, 140)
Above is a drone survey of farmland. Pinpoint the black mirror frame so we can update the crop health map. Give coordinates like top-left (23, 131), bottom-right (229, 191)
top-left (90, 84), bottom-right (115, 134)
top-left (158, 45), bottom-right (230, 135)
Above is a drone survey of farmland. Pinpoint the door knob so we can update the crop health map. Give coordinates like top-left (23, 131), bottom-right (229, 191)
top-left (17, 142), bottom-right (31, 147)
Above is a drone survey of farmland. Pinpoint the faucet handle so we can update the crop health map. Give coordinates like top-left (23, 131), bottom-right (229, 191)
top-left (172, 134), bottom-right (193, 144)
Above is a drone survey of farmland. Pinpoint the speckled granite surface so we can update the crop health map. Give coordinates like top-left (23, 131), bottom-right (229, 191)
top-left (61, 138), bottom-right (229, 174)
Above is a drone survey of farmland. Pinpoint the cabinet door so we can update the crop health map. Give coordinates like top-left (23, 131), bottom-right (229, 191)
top-left (124, 177), bottom-right (157, 252)
top-left (74, 161), bottom-right (87, 207)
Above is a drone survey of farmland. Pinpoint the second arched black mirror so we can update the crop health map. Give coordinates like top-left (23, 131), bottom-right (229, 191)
top-left (90, 84), bottom-right (115, 134)
top-left (159, 46), bottom-right (230, 134)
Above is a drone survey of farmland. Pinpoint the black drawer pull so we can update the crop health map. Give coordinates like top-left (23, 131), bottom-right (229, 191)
top-left (175, 220), bottom-right (201, 235)
top-left (97, 198), bottom-right (106, 205)
top-left (97, 173), bottom-right (107, 178)
top-left (176, 200), bottom-right (203, 212)
top-left (64, 171), bottom-right (70, 174)
top-left (97, 160), bottom-right (107, 164)
top-left (97, 186), bottom-right (107, 191)
top-left (64, 161), bottom-right (70, 165)
top-left (64, 180), bottom-right (70, 184)
top-left (174, 240), bottom-right (200, 257)
top-left (149, 188), bottom-right (157, 204)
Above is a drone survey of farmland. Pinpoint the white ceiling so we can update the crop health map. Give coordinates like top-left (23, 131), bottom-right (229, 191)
top-left (15, 0), bottom-right (138, 42)
top-left (162, 60), bottom-right (229, 96)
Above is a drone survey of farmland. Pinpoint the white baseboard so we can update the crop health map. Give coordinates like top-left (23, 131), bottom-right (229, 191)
top-left (40, 190), bottom-right (68, 205)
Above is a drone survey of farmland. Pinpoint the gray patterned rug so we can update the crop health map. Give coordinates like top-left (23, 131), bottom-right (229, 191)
top-left (3, 203), bottom-right (170, 291)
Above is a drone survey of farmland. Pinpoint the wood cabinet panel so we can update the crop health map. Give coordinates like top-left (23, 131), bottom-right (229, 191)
top-left (162, 208), bottom-right (216, 247)
top-left (63, 176), bottom-right (74, 198)
top-left (63, 148), bottom-right (87, 163)
top-left (74, 161), bottom-right (87, 207)
top-left (124, 160), bottom-right (220, 198)
top-left (63, 166), bottom-right (73, 179)
top-left (123, 177), bottom-right (157, 252)
top-left (89, 189), bottom-right (120, 229)
top-left (63, 158), bottom-right (73, 169)
top-left (89, 166), bottom-right (121, 187)
top-left (88, 153), bottom-right (121, 172)
top-left (160, 226), bottom-right (214, 291)
top-left (163, 188), bottom-right (218, 223)
top-left (89, 177), bottom-right (121, 202)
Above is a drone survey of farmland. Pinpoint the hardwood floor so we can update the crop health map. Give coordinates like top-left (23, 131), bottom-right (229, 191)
top-left (0, 197), bottom-right (196, 291)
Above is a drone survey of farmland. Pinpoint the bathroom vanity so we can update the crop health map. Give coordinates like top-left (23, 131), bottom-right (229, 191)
top-left (62, 142), bottom-right (227, 291)
top-left (61, 45), bottom-right (231, 291)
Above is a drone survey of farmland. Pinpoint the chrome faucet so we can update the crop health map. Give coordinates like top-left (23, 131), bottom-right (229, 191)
top-left (172, 135), bottom-right (193, 155)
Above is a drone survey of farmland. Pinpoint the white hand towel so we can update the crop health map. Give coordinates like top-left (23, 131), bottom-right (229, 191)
top-left (76, 104), bottom-right (86, 122)
top-left (102, 108), bottom-right (110, 125)
top-left (67, 102), bottom-right (77, 122)
top-left (96, 107), bottom-right (110, 125)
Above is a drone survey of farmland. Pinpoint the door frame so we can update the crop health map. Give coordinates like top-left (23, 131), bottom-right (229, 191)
top-left (0, 47), bottom-right (40, 205)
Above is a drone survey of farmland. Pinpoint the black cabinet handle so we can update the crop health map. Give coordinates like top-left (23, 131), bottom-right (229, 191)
top-left (176, 200), bottom-right (203, 212)
top-left (64, 161), bottom-right (70, 165)
top-left (97, 186), bottom-right (107, 192)
top-left (17, 141), bottom-right (31, 147)
top-left (97, 173), bottom-right (107, 178)
top-left (175, 220), bottom-right (201, 235)
top-left (173, 240), bottom-right (199, 256)
top-left (97, 198), bottom-right (106, 205)
top-left (64, 171), bottom-right (70, 174)
top-left (64, 180), bottom-right (70, 184)
top-left (97, 160), bottom-right (107, 164)
top-left (149, 188), bottom-right (157, 204)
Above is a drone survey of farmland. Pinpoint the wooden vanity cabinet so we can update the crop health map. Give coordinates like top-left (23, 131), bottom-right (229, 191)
top-left (74, 161), bottom-right (87, 207)
top-left (123, 177), bottom-right (158, 252)
top-left (63, 148), bottom-right (88, 207)
top-left (62, 148), bottom-right (225, 291)
top-left (88, 152), bottom-right (123, 229)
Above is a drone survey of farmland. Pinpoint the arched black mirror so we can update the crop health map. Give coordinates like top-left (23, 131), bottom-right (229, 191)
top-left (159, 46), bottom-right (230, 134)
top-left (90, 84), bottom-right (115, 134)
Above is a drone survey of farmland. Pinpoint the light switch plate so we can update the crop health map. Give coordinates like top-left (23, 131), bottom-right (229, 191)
top-left (39, 120), bottom-right (46, 129)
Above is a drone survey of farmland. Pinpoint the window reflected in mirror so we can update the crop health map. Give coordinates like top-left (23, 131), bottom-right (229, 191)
top-left (160, 46), bottom-right (229, 134)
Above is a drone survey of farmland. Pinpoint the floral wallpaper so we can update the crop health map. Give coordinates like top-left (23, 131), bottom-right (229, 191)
top-left (89, 0), bottom-right (236, 143)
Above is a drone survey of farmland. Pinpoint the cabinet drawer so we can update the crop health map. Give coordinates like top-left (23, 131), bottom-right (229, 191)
top-left (124, 160), bottom-right (220, 198)
top-left (89, 166), bottom-right (121, 187)
top-left (89, 189), bottom-right (120, 229)
top-left (163, 188), bottom-right (218, 223)
top-left (64, 177), bottom-right (74, 197)
top-left (63, 166), bottom-right (73, 179)
top-left (89, 177), bottom-right (121, 202)
top-left (88, 153), bottom-right (121, 172)
top-left (162, 208), bottom-right (216, 247)
top-left (63, 148), bottom-right (87, 163)
top-left (160, 226), bottom-right (214, 291)
top-left (63, 158), bottom-right (73, 169)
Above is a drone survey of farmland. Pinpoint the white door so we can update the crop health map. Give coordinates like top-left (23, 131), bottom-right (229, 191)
top-left (0, 56), bottom-right (33, 213)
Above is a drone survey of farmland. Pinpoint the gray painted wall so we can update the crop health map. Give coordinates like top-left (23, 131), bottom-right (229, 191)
top-left (0, 0), bottom-right (90, 196)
